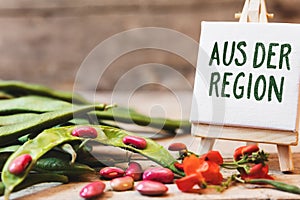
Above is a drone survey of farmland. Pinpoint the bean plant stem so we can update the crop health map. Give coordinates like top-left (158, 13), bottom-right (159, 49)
top-left (233, 176), bottom-right (300, 195)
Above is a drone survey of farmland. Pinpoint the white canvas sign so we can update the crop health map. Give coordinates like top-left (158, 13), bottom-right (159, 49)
top-left (191, 22), bottom-right (300, 131)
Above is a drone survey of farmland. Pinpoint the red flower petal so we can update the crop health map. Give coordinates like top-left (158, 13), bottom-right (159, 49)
top-left (242, 163), bottom-right (274, 180)
top-left (234, 145), bottom-right (259, 161)
top-left (183, 155), bottom-right (201, 176)
top-left (202, 151), bottom-right (223, 165)
top-left (175, 174), bottom-right (200, 192)
top-left (199, 161), bottom-right (223, 185)
top-left (234, 146), bottom-right (243, 161)
top-left (242, 145), bottom-right (259, 155)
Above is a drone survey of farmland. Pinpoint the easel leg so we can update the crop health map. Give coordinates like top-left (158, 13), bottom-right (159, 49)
top-left (199, 138), bottom-right (215, 154)
top-left (277, 145), bottom-right (294, 172)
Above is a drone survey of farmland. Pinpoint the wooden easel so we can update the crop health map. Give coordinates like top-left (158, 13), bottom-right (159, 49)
top-left (192, 0), bottom-right (298, 172)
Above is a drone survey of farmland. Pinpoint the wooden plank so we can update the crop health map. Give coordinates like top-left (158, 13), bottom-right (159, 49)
top-left (0, 1), bottom-right (242, 91)
top-left (0, 0), bottom-right (297, 92)
top-left (0, 0), bottom-right (248, 10)
top-left (192, 123), bottom-right (298, 145)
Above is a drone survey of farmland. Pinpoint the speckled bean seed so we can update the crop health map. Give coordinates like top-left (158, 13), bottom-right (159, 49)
top-left (125, 162), bottom-right (143, 181)
top-left (8, 154), bottom-right (32, 175)
top-left (136, 180), bottom-right (168, 196)
top-left (168, 142), bottom-right (187, 151)
top-left (143, 167), bottom-right (174, 184)
top-left (122, 135), bottom-right (147, 149)
top-left (110, 176), bottom-right (134, 191)
top-left (71, 126), bottom-right (98, 138)
top-left (80, 181), bottom-right (106, 198)
top-left (100, 167), bottom-right (125, 179)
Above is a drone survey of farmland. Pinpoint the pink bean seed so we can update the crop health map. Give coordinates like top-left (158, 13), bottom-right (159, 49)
top-left (9, 154), bottom-right (32, 175)
top-left (167, 142), bottom-right (187, 151)
top-left (143, 167), bottom-right (174, 184)
top-left (125, 162), bottom-right (143, 181)
top-left (122, 135), bottom-right (147, 149)
top-left (136, 180), bottom-right (168, 196)
top-left (79, 181), bottom-right (106, 198)
top-left (71, 126), bottom-right (98, 138)
top-left (99, 167), bottom-right (125, 179)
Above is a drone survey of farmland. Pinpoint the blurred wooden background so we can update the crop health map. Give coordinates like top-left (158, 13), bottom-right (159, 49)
top-left (0, 0), bottom-right (299, 91)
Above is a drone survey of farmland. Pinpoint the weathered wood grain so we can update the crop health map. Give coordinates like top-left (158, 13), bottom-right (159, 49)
top-left (0, 0), bottom-right (299, 90)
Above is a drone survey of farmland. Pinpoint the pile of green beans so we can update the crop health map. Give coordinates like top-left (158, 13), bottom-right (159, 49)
top-left (0, 80), bottom-right (187, 199)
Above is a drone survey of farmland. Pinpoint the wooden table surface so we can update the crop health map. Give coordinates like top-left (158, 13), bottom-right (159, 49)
top-left (2, 91), bottom-right (300, 200)
top-left (4, 150), bottom-right (300, 200)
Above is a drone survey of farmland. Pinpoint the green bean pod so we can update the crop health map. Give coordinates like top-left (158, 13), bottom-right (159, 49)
top-left (0, 96), bottom-right (72, 115)
top-left (0, 95), bottom-right (189, 133)
top-left (2, 127), bottom-right (83, 199)
top-left (0, 173), bottom-right (68, 196)
top-left (0, 146), bottom-right (20, 170)
top-left (0, 91), bottom-right (13, 99)
top-left (0, 145), bottom-right (20, 153)
top-left (247, 179), bottom-right (300, 195)
top-left (0, 80), bottom-right (88, 104)
top-left (93, 125), bottom-right (182, 175)
top-left (91, 107), bottom-right (191, 133)
top-left (57, 143), bottom-right (77, 164)
top-left (0, 113), bottom-right (39, 126)
top-left (0, 104), bottom-right (106, 146)
top-left (35, 156), bottom-right (95, 176)
top-left (2, 125), bottom-right (183, 199)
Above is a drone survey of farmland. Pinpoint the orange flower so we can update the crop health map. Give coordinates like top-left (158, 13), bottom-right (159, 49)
top-left (175, 173), bottom-right (202, 192)
top-left (198, 159), bottom-right (223, 185)
top-left (175, 152), bottom-right (223, 192)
